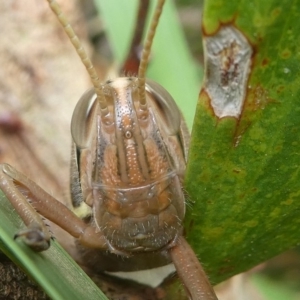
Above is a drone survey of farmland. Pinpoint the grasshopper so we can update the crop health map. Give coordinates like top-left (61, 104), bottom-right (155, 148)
top-left (0, 1), bottom-right (218, 299)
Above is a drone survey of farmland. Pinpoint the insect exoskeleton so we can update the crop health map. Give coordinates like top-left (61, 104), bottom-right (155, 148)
top-left (70, 75), bottom-right (188, 273)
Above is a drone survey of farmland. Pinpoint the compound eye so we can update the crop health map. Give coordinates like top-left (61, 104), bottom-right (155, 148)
top-left (145, 79), bottom-right (181, 136)
top-left (71, 88), bottom-right (98, 149)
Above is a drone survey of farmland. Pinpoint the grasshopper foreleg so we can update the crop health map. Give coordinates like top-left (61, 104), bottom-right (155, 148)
top-left (0, 163), bottom-right (107, 251)
top-left (170, 236), bottom-right (218, 300)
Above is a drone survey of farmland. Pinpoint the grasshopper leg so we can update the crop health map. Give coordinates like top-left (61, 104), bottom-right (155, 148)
top-left (14, 225), bottom-right (51, 252)
top-left (0, 164), bottom-right (51, 251)
top-left (169, 236), bottom-right (218, 300)
top-left (0, 163), bottom-right (107, 251)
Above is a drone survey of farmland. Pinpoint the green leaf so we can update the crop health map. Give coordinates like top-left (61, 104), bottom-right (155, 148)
top-left (0, 191), bottom-right (108, 300)
top-left (185, 0), bottom-right (300, 284)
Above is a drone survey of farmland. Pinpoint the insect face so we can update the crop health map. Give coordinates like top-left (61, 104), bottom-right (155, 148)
top-left (71, 76), bottom-right (186, 257)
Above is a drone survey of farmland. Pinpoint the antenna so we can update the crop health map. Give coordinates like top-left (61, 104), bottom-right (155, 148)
top-left (46, 0), bottom-right (109, 116)
top-left (122, 0), bottom-right (150, 74)
top-left (138, 0), bottom-right (165, 108)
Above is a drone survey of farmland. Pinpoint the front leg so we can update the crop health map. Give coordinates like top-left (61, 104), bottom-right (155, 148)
top-left (0, 163), bottom-right (107, 251)
top-left (169, 236), bottom-right (218, 300)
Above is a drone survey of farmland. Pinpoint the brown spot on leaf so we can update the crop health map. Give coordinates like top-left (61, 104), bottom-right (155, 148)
top-left (233, 85), bottom-right (277, 147)
top-left (217, 264), bottom-right (235, 275)
top-left (261, 58), bottom-right (269, 67)
top-left (239, 193), bottom-right (245, 199)
top-left (203, 25), bottom-right (253, 118)
top-left (272, 7), bottom-right (281, 18)
top-left (248, 85), bottom-right (272, 111)
top-left (277, 85), bottom-right (285, 93)
top-left (281, 49), bottom-right (291, 59)
top-left (219, 40), bottom-right (241, 86)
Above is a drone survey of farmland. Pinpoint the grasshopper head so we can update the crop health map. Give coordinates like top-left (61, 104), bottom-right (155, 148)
top-left (71, 75), bottom-right (186, 253)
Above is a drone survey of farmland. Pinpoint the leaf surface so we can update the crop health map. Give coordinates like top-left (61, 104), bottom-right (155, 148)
top-left (185, 0), bottom-right (300, 284)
